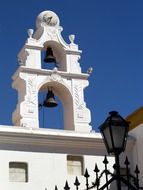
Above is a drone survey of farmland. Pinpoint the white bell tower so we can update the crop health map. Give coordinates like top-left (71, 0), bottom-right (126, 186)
top-left (12, 10), bottom-right (92, 132)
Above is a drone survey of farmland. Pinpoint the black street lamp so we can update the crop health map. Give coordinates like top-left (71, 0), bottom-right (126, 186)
top-left (99, 111), bottom-right (129, 155)
top-left (99, 111), bottom-right (129, 190)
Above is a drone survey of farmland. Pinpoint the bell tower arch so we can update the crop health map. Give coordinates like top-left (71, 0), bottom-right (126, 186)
top-left (38, 79), bottom-right (74, 130)
top-left (12, 10), bottom-right (92, 132)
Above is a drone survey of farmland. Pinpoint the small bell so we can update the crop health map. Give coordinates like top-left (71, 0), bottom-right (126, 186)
top-left (44, 47), bottom-right (56, 63)
top-left (43, 90), bottom-right (58, 108)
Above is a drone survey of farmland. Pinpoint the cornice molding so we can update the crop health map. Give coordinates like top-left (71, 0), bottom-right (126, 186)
top-left (12, 67), bottom-right (89, 81)
top-left (0, 126), bottom-right (135, 155)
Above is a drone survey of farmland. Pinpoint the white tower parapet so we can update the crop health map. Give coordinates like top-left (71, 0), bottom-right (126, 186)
top-left (12, 10), bottom-right (92, 132)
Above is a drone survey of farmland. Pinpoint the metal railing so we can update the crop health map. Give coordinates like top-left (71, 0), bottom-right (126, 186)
top-left (53, 156), bottom-right (143, 190)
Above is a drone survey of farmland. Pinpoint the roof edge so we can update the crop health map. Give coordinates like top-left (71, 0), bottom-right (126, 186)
top-left (126, 107), bottom-right (143, 131)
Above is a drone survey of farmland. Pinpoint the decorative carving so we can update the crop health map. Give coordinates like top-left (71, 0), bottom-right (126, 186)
top-left (43, 14), bottom-right (53, 25)
top-left (28, 108), bottom-right (34, 113)
top-left (69, 34), bottom-right (75, 44)
top-left (36, 11), bottom-right (60, 28)
top-left (43, 12), bottom-right (59, 26)
top-left (75, 109), bottom-right (87, 121)
top-left (18, 49), bottom-right (29, 66)
top-left (74, 83), bottom-right (85, 109)
top-left (78, 103), bottom-right (86, 110)
top-left (53, 67), bottom-right (58, 72)
top-left (27, 29), bottom-right (34, 38)
top-left (26, 76), bottom-right (37, 105)
top-left (76, 55), bottom-right (80, 62)
top-left (46, 27), bottom-right (57, 40)
top-left (21, 123), bottom-right (27, 127)
top-left (22, 102), bottom-right (36, 116)
top-left (50, 73), bottom-right (62, 82)
top-left (17, 58), bottom-right (24, 66)
top-left (86, 67), bottom-right (93, 75)
top-left (20, 72), bottom-right (27, 80)
top-left (74, 84), bottom-right (80, 107)
top-left (77, 111), bottom-right (84, 119)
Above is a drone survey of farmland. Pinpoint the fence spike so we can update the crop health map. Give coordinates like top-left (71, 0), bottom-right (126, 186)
top-left (64, 180), bottom-right (70, 190)
top-left (84, 168), bottom-right (90, 178)
top-left (55, 185), bottom-right (58, 190)
top-left (74, 176), bottom-right (80, 190)
top-left (103, 155), bottom-right (108, 165)
top-left (84, 168), bottom-right (90, 190)
top-left (124, 156), bottom-right (130, 166)
top-left (134, 165), bottom-right (140, 189)
top-left (135, 165), bottom-right (140, 174)
top-left (94, 164), bottom-right (99, 173)
top-left (74, 177), bottom-right (80, 186)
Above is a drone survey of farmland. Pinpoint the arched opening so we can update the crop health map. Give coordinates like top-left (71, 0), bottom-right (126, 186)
top-left (38, 81), bottom-right (74, 130)
top-left (41, 41), bottom-right (66, 71)
top-left (38, 90), bottom-right (64, 129)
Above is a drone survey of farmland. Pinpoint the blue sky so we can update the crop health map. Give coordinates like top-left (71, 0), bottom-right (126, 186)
top-left (0, 0), bottom-right (143, 131)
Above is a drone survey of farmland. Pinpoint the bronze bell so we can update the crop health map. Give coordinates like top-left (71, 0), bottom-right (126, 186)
top-left (44, 47), bottom-right (56, 63)
top-left (43, 90), bottom-right (58, 108)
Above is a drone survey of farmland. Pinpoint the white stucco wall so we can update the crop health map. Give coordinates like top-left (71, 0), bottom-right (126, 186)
top-left (0, 125), bottom-right (135, 190)
top-left (129, 124), bottom-right (143, 186)
top-left (0, 150), bottom-right (116, 190)
top-left (0, 126), bottom-right (115, 190)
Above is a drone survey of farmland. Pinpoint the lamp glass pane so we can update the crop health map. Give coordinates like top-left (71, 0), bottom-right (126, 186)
top-left (111, 125), bottom-right (126, 149)
top-left (102, 126), bottom-right (112, 151)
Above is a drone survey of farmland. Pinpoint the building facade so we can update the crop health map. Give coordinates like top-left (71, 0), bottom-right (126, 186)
top-left (0, 10), bottom-right (142, 190)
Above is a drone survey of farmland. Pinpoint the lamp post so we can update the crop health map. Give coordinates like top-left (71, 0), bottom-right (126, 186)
top-left (99, 111), bottom-right (129, 190)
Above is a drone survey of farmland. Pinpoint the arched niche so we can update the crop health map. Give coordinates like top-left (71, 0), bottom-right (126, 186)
top-left (42, 41), bottom-right (66, 72)
top-left (38, 81), bottom-right (74, 130)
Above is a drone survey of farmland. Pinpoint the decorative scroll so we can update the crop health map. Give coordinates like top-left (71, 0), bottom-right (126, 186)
top-left (74, 83), bottom-right (85, 110)
top-left (26, 76), bottom-right (37, 105)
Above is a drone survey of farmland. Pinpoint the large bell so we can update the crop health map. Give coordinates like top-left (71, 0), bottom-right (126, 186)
top-left (43, 90), bottom-right (58, 108)
top-left (44, 47), bottom-right (56, 63)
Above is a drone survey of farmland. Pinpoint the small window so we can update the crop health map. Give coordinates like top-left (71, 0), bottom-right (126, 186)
top-left (67, 155), bottom-right (83, 175)
top-left (9, 162), bottom-right (28, 182)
